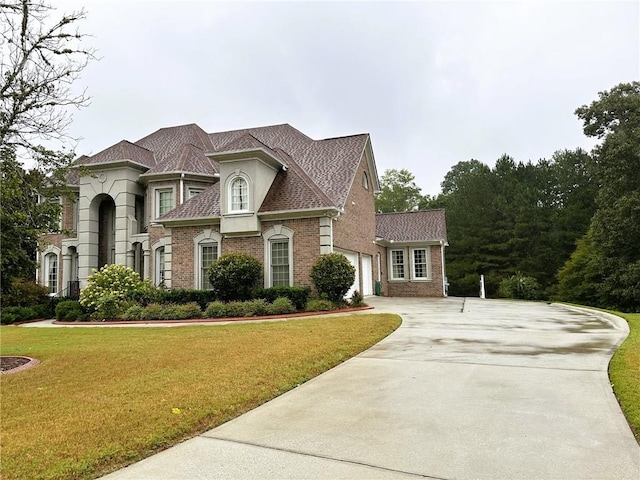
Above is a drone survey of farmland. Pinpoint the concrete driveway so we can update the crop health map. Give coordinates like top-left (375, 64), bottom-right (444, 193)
top-left (103, 297), bottom-right (640, 480)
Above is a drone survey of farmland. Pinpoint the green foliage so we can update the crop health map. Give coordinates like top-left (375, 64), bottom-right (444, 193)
top-left (0, 148), bottom-right (70, 294)
top-left (1, 278), bottom-right (50, 307)
top-left (224, 301), bottom-right (250, 318)
top-left (565, 81), bottom-right (640, 311)
top-left (207, 253), bottom-right (262, 302)
top-left (155, 289), bottom-right (217, 310)
top-left (204, 301), bottom-right (228, 318)
top-left (242, 299), bottom-right (270, 317)
top-left (122, 305), bottom-right (145, 321)
top-left (130, 303), bottom-right (203, 321)
top-left (55, 300), bottom-right (85, 321)
top-left (1, 306), bottom-right (38, 324)
top-left (438, 149), bottom-right (597, 298)
top-left (349, 290), bottom-right (366, 307)
top-left (268, 297), bottom-right (296, 315)
top-left (306, 298), bottom-right (336, 312)
top-left (498, 273), bottom-right (541, 300)
top-left (79, 264), bottom-right (155, 317)
top-left (255, 286), bottom-right (311, 311)
top-left (310, 253), bottom-right (355, 302)
top-left (375, 168), bottom-right (428, 213)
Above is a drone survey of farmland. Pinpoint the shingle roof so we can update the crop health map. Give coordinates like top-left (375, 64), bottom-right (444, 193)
top-left (135, 123), bottom-right (213, 164)
top-left (66, 155), bottom-right (90, 185)
top-left (376, 210), bottom-right (447, 243)
top-left (159, 183), bottom-right (221, 220)
top-left (142, 143), bottom-right (218, 176)
top-left (84, 140), bottom-right (156, 168)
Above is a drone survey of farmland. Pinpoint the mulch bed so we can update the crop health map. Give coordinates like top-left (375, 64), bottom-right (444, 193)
top-left (0, 356), bottom-right (40, 374)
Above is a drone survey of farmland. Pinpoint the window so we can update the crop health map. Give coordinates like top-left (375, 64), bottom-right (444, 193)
top-left (188, 187), bottom-right (205, 200)
top-left (156, 189), bottom-right (173, 217)
top-left (72, 194), bottom-right (79, 232)
top-left (391, 249), bottom-right (405, 280)
top-left (270, 240), bottom-right (290, 287)
top-left (45, 253), bottom-right (58, 294)
top-left (230, 177), bottom-right (248, 211)
top-left (263, 225), bottom-right (294, 288)
top-left (412, 248), bottom-right (429, 279)
top-left (155, 247), bottom-right (166, 286)
top-left (199, 241), bottom-right (218, 289)
top-left (362, 171), bottom-right (369, 190)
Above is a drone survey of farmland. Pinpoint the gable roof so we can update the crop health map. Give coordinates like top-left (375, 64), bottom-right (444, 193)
top-left (376, 210), bottom-right (447, 243)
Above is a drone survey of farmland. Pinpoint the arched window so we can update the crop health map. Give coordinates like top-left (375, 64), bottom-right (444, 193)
top-left (230, 177), bottom-right (248, 212)
top-left (193, 230), bottom-right (223, 289)
top-left (362, 171), bottom-right (369, 190)
top-left (263, 225), bottom-right (294, 287)
top-left (45, 252), bottom-right (58, 294)
top-left (155, 247), bottom-right (166, 286)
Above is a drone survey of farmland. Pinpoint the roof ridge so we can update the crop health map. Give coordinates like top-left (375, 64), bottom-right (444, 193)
top-left (376, 208), bottom-right (445, 216)
top-left (317, 133), bottom-right (369, 142)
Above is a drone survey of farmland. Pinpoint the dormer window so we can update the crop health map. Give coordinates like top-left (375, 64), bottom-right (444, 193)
top-left (230, 176), bottom-right (249, 212)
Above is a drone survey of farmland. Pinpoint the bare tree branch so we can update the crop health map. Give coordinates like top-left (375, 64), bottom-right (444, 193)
top-left (0, 0), bottom-right (96, 156)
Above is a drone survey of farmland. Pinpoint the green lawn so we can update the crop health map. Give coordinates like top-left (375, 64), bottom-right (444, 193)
top-left (0, 314), bottom-right (401, 480)
top-left (609, 311), bottom-right (640, 443)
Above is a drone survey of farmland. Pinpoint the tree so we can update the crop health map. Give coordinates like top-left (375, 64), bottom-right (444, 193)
top-left (0, 1), bottom-right (93, 293)
top-left (1, 0), bottom-right (94, 157)
top-left (375, 169), bottom-right (425, 213)
top-left (566, 81), bottom-right (640, 311)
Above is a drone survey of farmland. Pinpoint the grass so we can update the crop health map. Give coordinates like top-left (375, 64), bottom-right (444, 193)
top-left (608, 311), bottom-right (640, 443)
top-left (0, 313), bottom-right (400, 480)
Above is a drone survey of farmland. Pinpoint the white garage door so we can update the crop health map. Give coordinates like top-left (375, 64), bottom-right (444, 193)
top-left (362, 254), bottom-right (373, 296)
top-left (335, 249), bottom-right (359, 299)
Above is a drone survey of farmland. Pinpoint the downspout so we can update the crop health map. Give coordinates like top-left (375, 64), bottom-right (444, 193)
top-left (440, 240), bottom-right (447, 297)
top-left (179, 173), bottom-right (185, 204)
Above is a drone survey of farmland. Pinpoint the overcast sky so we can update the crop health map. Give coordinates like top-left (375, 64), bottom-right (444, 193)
top-left (55, 0), bottom-right (639, 196)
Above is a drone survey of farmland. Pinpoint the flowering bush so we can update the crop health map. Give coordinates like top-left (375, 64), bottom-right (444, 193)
top-left (80, 264), bottom-right (155, 319)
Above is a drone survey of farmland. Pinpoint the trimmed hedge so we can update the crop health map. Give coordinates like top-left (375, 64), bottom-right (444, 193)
top-left (155, 289), bottom-right (217, 310)
top-left (255, 286), bottom-right (311, 311)
top-left (55, 300), bottom-right (86, 322)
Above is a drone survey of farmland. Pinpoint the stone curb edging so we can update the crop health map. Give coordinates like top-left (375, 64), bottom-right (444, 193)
top-left (51, 306), bottom-right (375, 326)
top-left (0, 356), bottom-right (41, 375)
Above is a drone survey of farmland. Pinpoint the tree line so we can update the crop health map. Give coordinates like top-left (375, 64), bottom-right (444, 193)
top-left (376, 81), bottom-right (639, 312)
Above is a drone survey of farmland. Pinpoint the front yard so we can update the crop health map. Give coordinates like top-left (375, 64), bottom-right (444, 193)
top-left (0, 314), bottom-right (400, 480)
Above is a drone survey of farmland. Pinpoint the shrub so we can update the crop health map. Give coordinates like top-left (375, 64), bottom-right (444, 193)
top-left (205, 301), bottom-right (228, 318)
top-left (242, 299), bottom-right (270, 317)
top-left (0, 306), bottom-right (37, 323)
top-left (80, 264), bottom-right (156, 317)
top-left (255, 286), bottom-right (311, 311)
top-left (306, 298), bottom-right (335, 312)
top-left (122, 305), bottom-right (145, 321)
top-left (207, 254), bottom-right (262, 302)
top-left (349, 290), bottom-right (366, 307)
top-left (159, 302), bottom-right (202, 320)
top-left (1, 312), bottom-right (17, 325)
top-left (310, 253), bottom-right (355, 302)
top-left (225, 301), bottom-right (248, 317)
top-left (1, 278), bottom-right (50, 307)
top-left (55, 300), bottom-right (85, 321)
top-left (141, 304), bottom-right (165, 321)
top-left (155, 289), bottom-right (217, 310)
top-left (268, 297), bottom-right (296, 315)
top-left (498, 272), bottom-right (541, 300)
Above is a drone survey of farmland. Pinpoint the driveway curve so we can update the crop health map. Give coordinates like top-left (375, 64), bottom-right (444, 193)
top-left (103, 297), bottom-right (640, 480)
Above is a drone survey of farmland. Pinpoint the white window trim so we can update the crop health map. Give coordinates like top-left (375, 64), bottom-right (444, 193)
top-left (263, 225), bottom-right (294, 287)
top-left (154, 187), bottom-right (175, 219)
top-left (388, 246), bottom-right (432, 282)
top-left (42, 245), bottom-right (61, 295)
top-left (411, 247), bottom-right (431, 281)
top-left (389, 248), bottom-right (406, 281)
top-left (226, 172), bottom-right (252, 214)
top-left (152, 238), bottom-right (170, 287)
top-left (193, 229), bottom-right (222, 289)
top-left (188, 187), bottom-right (205, 200)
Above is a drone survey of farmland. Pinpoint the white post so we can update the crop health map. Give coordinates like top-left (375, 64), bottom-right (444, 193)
top-left (480, 274), bottom-right (486, 299)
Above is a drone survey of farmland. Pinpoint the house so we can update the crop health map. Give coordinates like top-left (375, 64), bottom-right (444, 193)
top-left (39, 123), bottom-right (447, 298)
